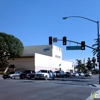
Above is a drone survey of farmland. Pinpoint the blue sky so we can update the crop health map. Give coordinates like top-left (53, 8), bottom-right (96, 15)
top-left (0, 0), bottom-right (100, 62)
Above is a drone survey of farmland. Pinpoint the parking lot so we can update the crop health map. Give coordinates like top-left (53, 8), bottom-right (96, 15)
top-left (0, 75), bottom-right (99, 100)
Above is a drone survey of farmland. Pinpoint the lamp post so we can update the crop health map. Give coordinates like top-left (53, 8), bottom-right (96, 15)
top-left (62, 16), bottom-right (100, 84)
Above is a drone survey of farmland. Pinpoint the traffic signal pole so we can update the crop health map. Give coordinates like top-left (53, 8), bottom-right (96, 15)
top-left (62, 16), bottom-right (100, 84)
top-left (57, 39), bottom-right (97, 50)
top-left (97, 21), bottom-right (100, 84)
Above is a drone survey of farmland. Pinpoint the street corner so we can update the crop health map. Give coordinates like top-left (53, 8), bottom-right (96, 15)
top-left (86, 89), bottom-right (100, 100)
top-left (93, 84), bottom-right (100, 88)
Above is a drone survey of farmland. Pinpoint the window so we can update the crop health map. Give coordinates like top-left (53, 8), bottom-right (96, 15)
top-left (39, 70), bottom-right (47, 73)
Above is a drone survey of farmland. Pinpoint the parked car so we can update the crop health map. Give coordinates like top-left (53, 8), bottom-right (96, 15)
top-left (72, 73), bottom-right (79, 77)
top-left (65, 72), bottom-right (71, 77)
top-left (3, 72), bottom-right (15, 79)
top-left (35, 70), bottom-right (55, 80)
top-left (20, 70), bottom-right (35, 79)
top-left (10, 71), bottom-right (22, 79)
top-left (27, 71), bottom-right (35, 79)
top-left (78, 72), bottom-right (85, 77)
top-left (85, 72), bottom-right (92, 77)
top-left (54, 71), bottom-right (66, 78)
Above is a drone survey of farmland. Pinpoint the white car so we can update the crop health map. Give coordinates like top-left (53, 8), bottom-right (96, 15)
top-left (79, 72), bottom-right (85, 76)
top-left (35, 70), bottom-right (55, 80)
top-left (85, 72), bottom-right (92, 77)
top-left (10, 71), bottom-right (22, 79)
top-left (73, 73), bottom-right (79, 77)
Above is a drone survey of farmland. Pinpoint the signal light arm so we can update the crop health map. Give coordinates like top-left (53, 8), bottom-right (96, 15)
top-left (57, 39), bottom-right (97, 51)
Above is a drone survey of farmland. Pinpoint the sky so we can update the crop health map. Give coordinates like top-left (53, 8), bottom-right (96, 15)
top-left (0, 0), bottom-right (100, 63)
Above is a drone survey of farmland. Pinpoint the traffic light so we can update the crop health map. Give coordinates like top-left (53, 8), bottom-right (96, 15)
top-left (63, 36), bottom-right (67, 45)
top-left (49, 36), bottom-right (52, 45)
top-left (81, 41), bottom-right (85, 50)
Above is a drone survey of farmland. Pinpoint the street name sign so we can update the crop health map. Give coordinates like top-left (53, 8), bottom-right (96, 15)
top-left (66, 46), bottom-right (81, 50)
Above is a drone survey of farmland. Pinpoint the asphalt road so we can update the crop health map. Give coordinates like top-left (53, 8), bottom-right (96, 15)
top-left (0, 75), bottom-right (99, 100)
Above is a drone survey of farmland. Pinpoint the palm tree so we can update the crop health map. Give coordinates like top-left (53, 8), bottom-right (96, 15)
top-left (91, 57), bottom-right (97, 70)
top-left (75, 59), bottom-right (85, 72)
top-left (92, 38), bottom-right (99, 56)
top-left (86, 57), bottom-right (92, 70)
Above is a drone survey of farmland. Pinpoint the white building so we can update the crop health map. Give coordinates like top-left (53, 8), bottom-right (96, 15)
top-left (9, 45), bottom-right (74, 72)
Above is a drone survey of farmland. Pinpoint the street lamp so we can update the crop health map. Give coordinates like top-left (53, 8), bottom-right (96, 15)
top-left (62, 16), bottom-right (100, 84)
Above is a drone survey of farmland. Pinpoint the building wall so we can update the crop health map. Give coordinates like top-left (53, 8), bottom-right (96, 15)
top-left (23, 45), bottom-right (62, 60)
top-left (9, 57), bottom-right (35, 71)
top-left (23, 45), bottom-right (52, 57)
top-left (34, 53), bottom-right (74, 72)
top-left (59, 60), bottom-right (74, 72)
top-left (52, 45), bottom-right (62, 59)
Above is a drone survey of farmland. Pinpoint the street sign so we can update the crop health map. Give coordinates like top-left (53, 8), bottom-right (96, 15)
top-left (66, 46), bottom-right (81, 50)
top-left (53, 38), bottom-right (58, 42)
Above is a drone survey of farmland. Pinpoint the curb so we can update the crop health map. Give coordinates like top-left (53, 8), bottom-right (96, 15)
top-left (86, 89), bottom-right (100, 100)
top-left (88, 84), bottom-right (100, 87)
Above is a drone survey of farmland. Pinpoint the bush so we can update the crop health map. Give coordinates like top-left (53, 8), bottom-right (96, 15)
top-left (0, 71), bottom-right (4, 74)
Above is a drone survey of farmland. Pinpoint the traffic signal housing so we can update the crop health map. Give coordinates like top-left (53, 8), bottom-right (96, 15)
top-left (49, 36), bottom-right (52, 45)
top-left (63, 36), bottom-right (67, 45)
top-left (81, 41), bottom-right (85, 50)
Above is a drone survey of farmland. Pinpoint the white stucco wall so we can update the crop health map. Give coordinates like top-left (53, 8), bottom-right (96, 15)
top-left (10, 58), bottom-right (35, 71)
top-left (34, 53), bottom-right (74, 72)
top-left (52, 45), bottom-right (62, 59)
top-left (23, 45), bottom-right (52, 57)
top-left (22, 45), bottom-right (62, 60)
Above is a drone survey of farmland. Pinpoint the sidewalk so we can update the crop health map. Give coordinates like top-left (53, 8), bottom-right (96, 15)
top-left (86, 84), bottom-right (100, 100)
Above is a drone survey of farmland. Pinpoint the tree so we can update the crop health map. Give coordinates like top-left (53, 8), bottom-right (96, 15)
top-left (91, 57), bottom-right (97, 69)
top-left (86, 57), bottom-right (92, 70)
top-left (0, 32), bottom-right (24, 69)
top-left (75, 59), bottom-right (85, 72)
top-left (92, 38), bottom-right (99, 56)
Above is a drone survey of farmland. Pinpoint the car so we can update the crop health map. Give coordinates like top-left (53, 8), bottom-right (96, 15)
top-left (26, 71), bottom-right (35, 79)
top-left (78, 72), bottom-right (85, 77)
top-left (35, 70), bottom-right (55, 80)
top-left (72, 73), bottom-right (79, 77)
top-left (10, 71), bottom-right (22, 79)
top-left (20, 70), bottom-right (35, 79)
top-left (65, 72), bottom-right (71, 77)
top-left (54, 71), bottom-right (66, 78)
top-left (85, 72), bottom-right (92, 77)
top-left (3, 72), bottom-right (15, 79)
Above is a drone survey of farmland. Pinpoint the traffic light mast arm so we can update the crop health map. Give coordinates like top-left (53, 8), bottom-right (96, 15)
top-left (57, 39), bottom-right (97, 51)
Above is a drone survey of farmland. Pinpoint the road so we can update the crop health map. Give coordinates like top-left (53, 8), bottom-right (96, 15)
top-left (0, 75), bottom-right (99, 100)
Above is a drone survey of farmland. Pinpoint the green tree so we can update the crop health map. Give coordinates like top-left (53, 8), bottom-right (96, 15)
top-left (92, 38), bottom-right (99, 56)
top-left (75, 59), bottom-right (85, 72)
top-left (86, 57), bottom-right (92, 70)
top-left (91, 57), bottom-right (97, 70)
top-left (0, 32), bottom-right (24, 69)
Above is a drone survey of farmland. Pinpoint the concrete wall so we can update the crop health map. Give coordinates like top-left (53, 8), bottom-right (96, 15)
top-left (34, 53), bottom-right (74, 72)
top-left (9, 57), bottom-right (35, 71)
